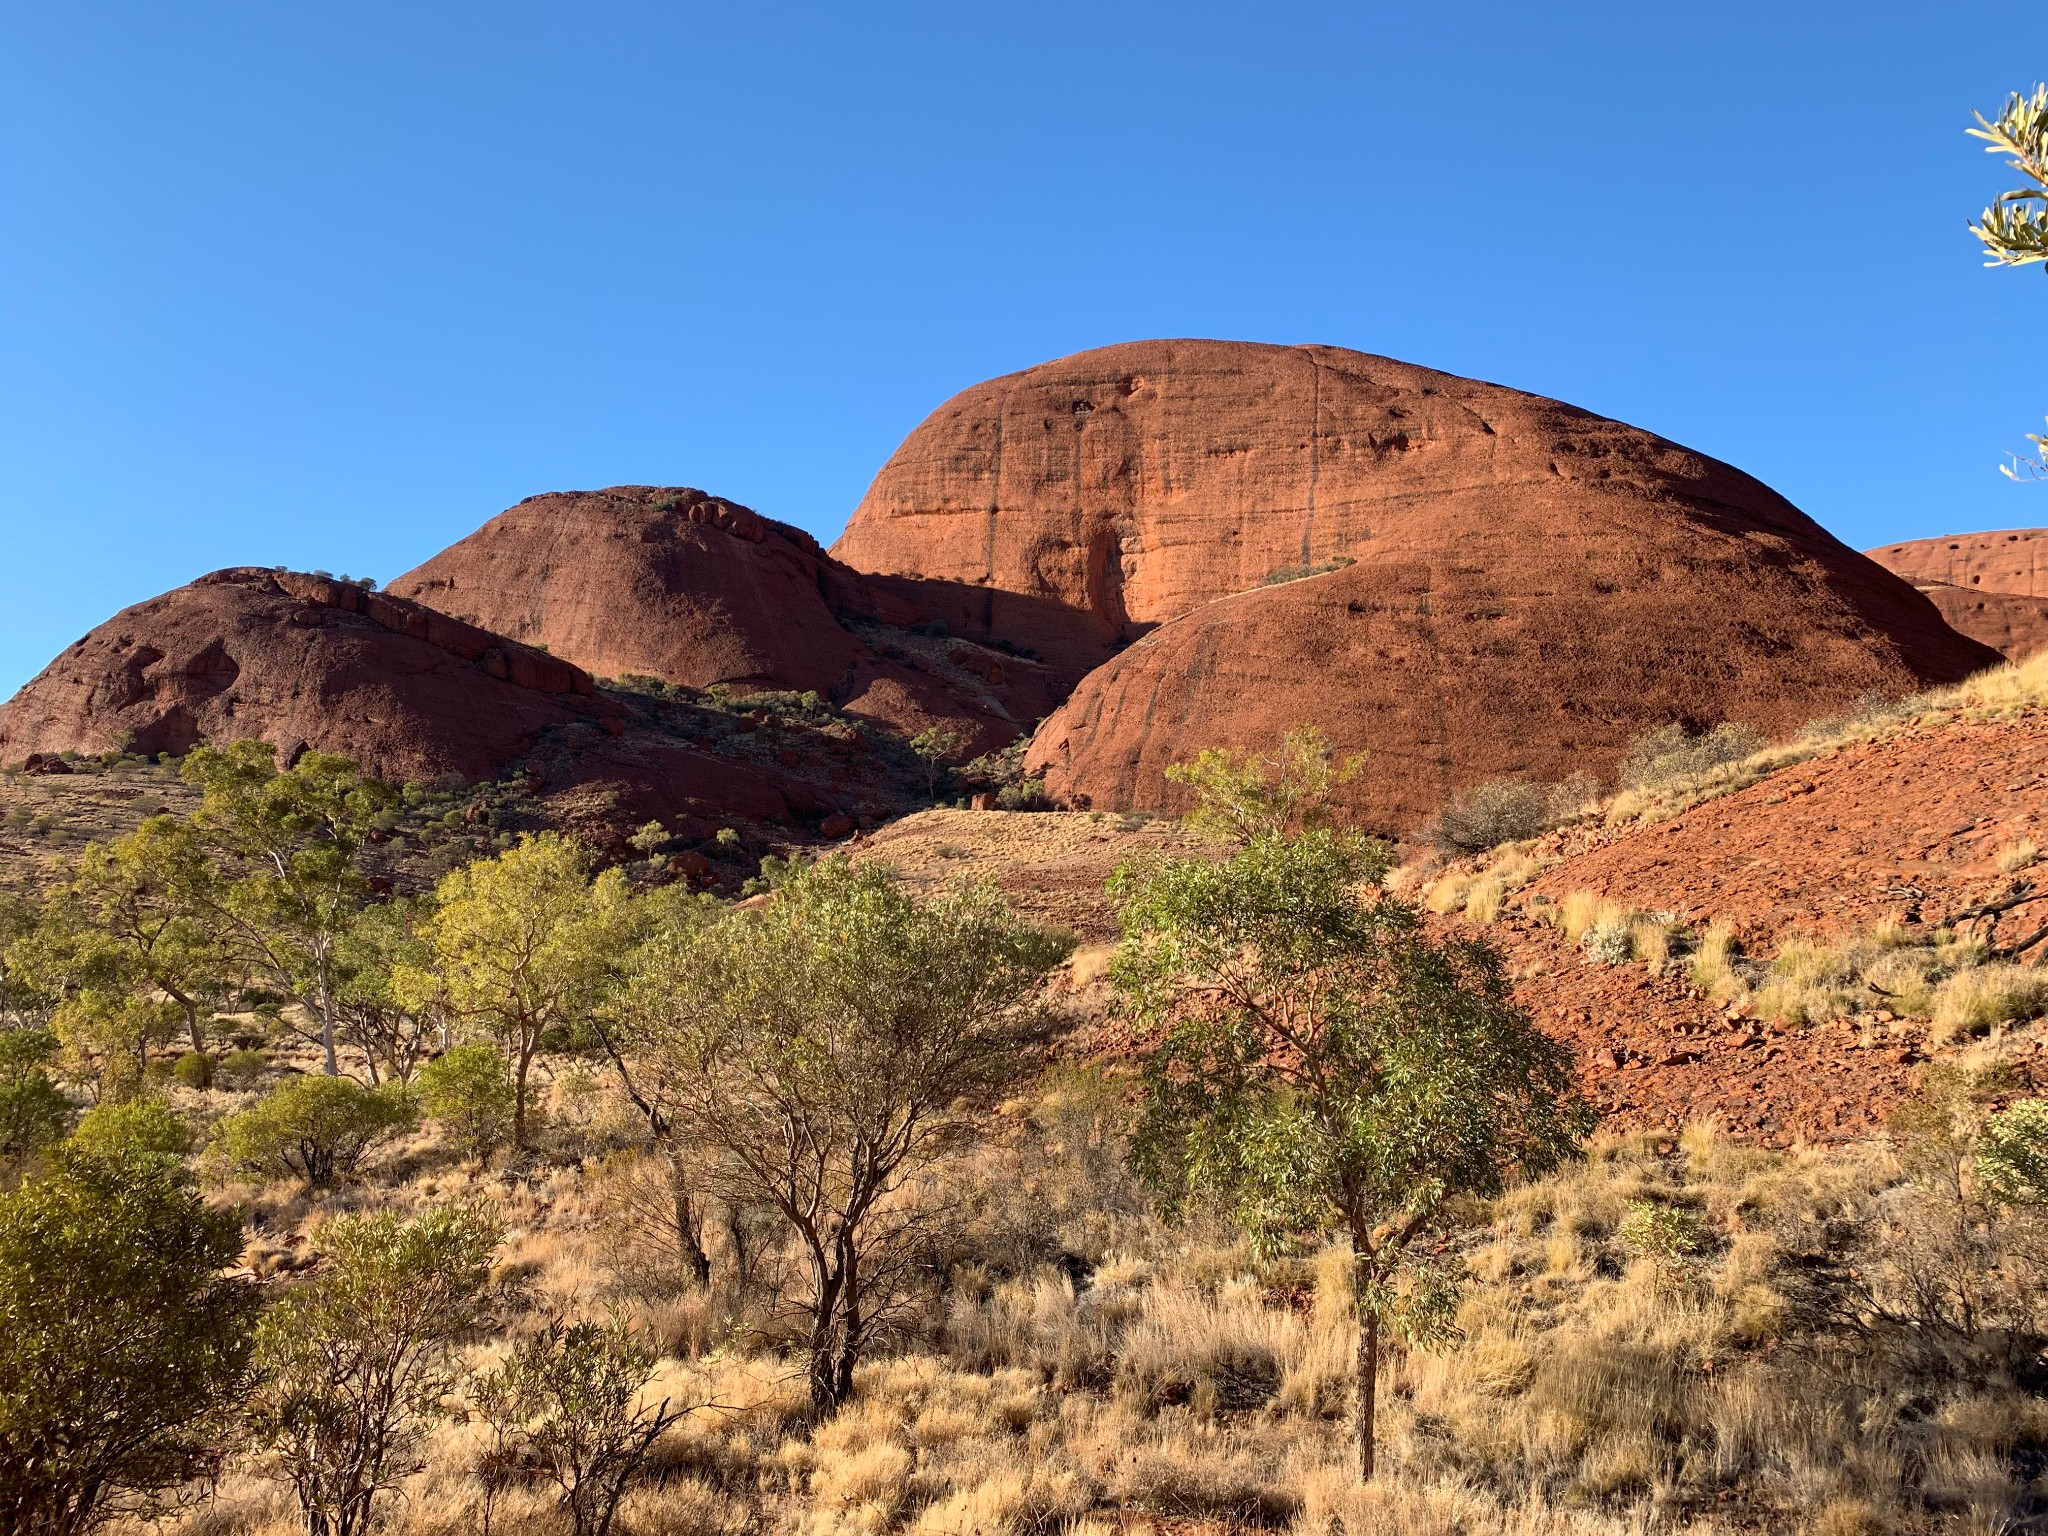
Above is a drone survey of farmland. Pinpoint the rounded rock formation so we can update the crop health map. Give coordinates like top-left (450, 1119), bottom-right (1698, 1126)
top-left (1867, 530), bottom-right (2048, 659)
top-left (1869, 529), bottom-right (2048, 597)
top-left (392, 486), bottom-right (1061, 756)
top-left (871, 341), bottom-right (2012, 829)
top-left (834, 340), bottom-right (1990, 692)
top-left (0, 568), bottom-right (620, 784)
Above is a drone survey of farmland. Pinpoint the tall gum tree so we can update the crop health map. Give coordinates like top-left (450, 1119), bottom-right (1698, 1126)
top-left (1111, 828), bottom-right (1594, 1479)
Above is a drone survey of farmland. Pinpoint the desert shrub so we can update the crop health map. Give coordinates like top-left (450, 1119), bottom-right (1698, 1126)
top-left (69, 1096), bottom-right (192, 1164)
top-left (215, 1047), bottom-right (269, 1089)
top-left (0, 1143), bottom-right (259, 1533)
top-left (473, 1316), bottom-right (688, 1536)
top-left (1427, 779), bottom-right (1551, 857)
top-left (1977, 1098), bottom-right (2048, 1207)
top-left (214, 1074), bottom-right (414, 1186)
top-left (249, 1204), bottom-right (500, 1536)
top-left (1619, 721), bottom-right (1763, 791)
top-left (416, 1042), bottom-right (517, 1161)
top-left (1580, 922), bottom-right (1635, 966)
top-left (171, 1050), bottom-right (214, 1090)
top-left (0, 1029), bottom-right (72, 1163)
top-left (1931, 964), bottom-right (2048, 1041)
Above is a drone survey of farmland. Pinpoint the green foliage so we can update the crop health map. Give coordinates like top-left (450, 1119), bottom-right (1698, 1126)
top-left (0, 1029), bottom-right (72, 1164)
top-left (217, 1048), bottom-right (270, 1090)
top-left (473, 1317), bottom-right (685, 1536)
top-left (909, 725), bottom-right (968, 799)
top-left (1618, 721), bottom-right (1762, 792)
top-left (623, 856), bottom-right (1069, 1411)
top-left (399, 833), bottom-right (633, 1147)
top-left (250, 1205), bottom-right (500, 1536)
top-left (184, 742), bottom-right (397, 1076)
top-left (1111, 826), bottom-right (1593, 1478)
top-left (331, 899), bottom-right (437, 1086)
top-left (69, 1097), bottom-right (193, 1165)
top-left (1162, 725), bottom-right (1363, 844)
top-left (1976, 1097), bottom-right (2048, 1206)
top-left (415, 1042), bottom-right (516, 1161)
top-left (1966, 86), bottom-right (2048, 479)
top-left (0, 1145), bottom-right (258, 1533)
top-left (172, 1050), bottom-right (214, 1089)
top-left (215, 1074), bottom-right (414, 1186)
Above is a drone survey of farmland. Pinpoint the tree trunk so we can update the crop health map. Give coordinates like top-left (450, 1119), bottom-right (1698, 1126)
top-left (512, 1029), bottom-right (534, 1149)
top-left (316, 960), bottom-right (339, 1077)
top-left (807, 1254), bottom-right (847, 1416)
top-left (665, 1153), bottom-right (712, 1288)
top-left (1355, 1306), bottom-right (1380, 1481)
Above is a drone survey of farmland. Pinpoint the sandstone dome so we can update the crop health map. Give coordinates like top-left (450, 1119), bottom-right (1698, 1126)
top-left (826, 339), bottom-right (1996, 829)
top-left (1867, 530), bottom-right (2048, 660)
top-left (0, 568), bottom-right (615, 785)
top-left (391, 486), bottom-right (1061, 755)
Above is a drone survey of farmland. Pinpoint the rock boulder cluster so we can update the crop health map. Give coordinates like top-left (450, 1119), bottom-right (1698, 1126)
top-left (0, 339), bottom-right (2011, 843)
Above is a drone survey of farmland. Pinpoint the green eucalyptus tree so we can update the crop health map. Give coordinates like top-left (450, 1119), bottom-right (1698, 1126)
top-left (623, 858), bottom-right (1069, 1414)
top-left (183, 744), bottom-right (397, 1077)
top-left (1970, 85), bottom-right (2048, 477)
top-left (1111, 827), bottom-right (1593, 1479)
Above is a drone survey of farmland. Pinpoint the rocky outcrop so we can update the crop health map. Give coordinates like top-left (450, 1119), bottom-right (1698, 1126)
top-left (1866, 531), bottom-right (2048, 658)
top-left (1023, 550), bottom-right (1994, 834)
top-left (0, 568), bottom-right (621, 783)
top-left (1869, 529), bottom-right (2048, 597)
top-left (391, 486), bottom-right (1062, 756)
top-left (834, 340), bottom-right (1991, 694)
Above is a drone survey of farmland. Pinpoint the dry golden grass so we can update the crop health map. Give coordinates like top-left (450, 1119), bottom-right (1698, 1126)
top-left (100, 1066), bottom-right (2048, 1536)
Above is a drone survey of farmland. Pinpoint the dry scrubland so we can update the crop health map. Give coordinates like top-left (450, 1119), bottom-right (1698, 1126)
top-left (70, 1065), bottom-right (2048, 1536)
top-left (18, 658), bottom-right (2048, 1535)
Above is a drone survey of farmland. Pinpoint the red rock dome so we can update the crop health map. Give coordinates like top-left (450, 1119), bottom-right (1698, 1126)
top-left (861, 341), bottom-right (2012, 829)
top-left (1867, 530), bottom-right (2048, 659)
top-left (0, 568), bottom-right (618, 784)
top-left (1868, 529), bottom-right (2048, 597)
top-left (391, 486), bottom-right (1062, 756)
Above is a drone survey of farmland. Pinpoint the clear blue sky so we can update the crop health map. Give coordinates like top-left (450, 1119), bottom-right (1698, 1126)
top-left (2, 3), bottom-right (2043, 696)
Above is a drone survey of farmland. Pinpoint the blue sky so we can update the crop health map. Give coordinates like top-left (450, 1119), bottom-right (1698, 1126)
top-left (1, 2), bottom-right (2043, 696)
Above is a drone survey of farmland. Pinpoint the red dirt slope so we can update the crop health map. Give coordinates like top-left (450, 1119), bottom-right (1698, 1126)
top-left (1521, 709), bottom-right (2048, 945)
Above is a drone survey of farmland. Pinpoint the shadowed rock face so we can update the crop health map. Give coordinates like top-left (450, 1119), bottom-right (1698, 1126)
top-left (835, 339), bottom-right (1991, 698)
top-left (1867, 531), bottom-right (2048, 659)
top-left (391, 486), bottom-right (1063, 756)
top-left (0, 568), bottom-right (619, 784)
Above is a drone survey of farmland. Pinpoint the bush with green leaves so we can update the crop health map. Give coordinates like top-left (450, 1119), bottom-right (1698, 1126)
top-left (1619, 721), bottom-right (1762, 792)
top-left (1425, 778), bottom-right (1551, 858)
top-left (1112, 825), bottom-right (1594, 1479)
top-left (473, 1317), bottom-right (686, 1536)
top-left (1977, 1097), bottom-right (2048, 1206)
top-left (217, 1047), bottom-right (269, 1089)
top-left (249, 1204), bottom-right (500, 1536)
top-left (0, 1143), bottom-right (259, 1534)
top-left (0, 1029), bottom-right (72, 1164)
top-left (214, 1074), bottom-right (414, 1186)
top-left (172, 1050), bottom-right (215, 1090)
top-left (415, 1042), bottom-right (516, 1161)
top-left (69, 1096), bottom-right (193, 1164)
